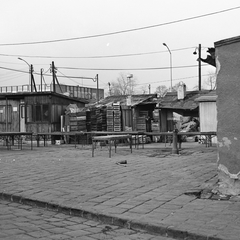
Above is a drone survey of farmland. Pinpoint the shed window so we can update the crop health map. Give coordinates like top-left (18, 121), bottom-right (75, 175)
top-left (26, 104), bottom-right (49, 123)
top-left (26, 105), bottom-right (33, 122)
top-left (0, 105), bottom-right (12, 123)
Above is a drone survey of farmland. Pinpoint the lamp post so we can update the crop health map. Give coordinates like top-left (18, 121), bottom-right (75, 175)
top-left (127, 74), bottom-right (133, 95)
top-left (193, 44), bottom-right (202, 91)
top-left (92, 74), bottom-right (99, 103)
top-left (18, 57), bottom-right (33, 92)
top-left (163, 43), bottom-right (173, 92)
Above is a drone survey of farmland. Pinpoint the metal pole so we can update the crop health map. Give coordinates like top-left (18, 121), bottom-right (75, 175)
top-left (40, 68), bottom-right (43, 92)
top-left (52, 61), bottom-right (56, 92)
top-left (30, 64), bottom-right (33, 92)
top-left (198, 44), bottom-right (202, 91)
top-left (163, 43), bottom-right (172, 92)
top-left (18, 57), bottom-right (31, 91)
top-left (96, 74), bottom-right (99, 103)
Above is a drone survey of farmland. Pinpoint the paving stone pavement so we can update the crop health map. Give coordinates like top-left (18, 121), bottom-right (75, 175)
top-left (1, 142), bottom-right (240, 240)
top-left (0, 199), bottom-right (173, 240)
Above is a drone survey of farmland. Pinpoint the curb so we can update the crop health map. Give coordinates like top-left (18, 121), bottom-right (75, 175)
top-left (0, 192), bottom-right (223, 240)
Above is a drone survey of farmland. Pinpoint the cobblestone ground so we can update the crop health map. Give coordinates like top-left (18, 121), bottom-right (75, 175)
top-left (0, 200), bottom-right (174, 240)
top-left (3, 143), bottom-right (240, 239)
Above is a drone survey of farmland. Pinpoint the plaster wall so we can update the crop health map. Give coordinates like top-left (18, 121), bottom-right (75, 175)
top-left (215, 38), bottom-right (240, 195)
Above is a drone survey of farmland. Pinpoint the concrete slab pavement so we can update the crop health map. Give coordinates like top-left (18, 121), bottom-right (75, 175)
top-left (1, 142), bottom-right (240, 240)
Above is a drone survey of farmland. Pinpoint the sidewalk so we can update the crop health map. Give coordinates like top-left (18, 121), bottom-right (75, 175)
top-left (0, 142), bottom-right (240, 240)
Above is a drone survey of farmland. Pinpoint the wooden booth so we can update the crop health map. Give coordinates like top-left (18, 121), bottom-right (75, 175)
top-left (0, 92), bottom-right (88, 134)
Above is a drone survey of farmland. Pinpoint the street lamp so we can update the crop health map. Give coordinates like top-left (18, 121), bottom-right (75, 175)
top-left (18, 57), bottom-right (33, 91)
top-left (127, 74), bottom-right (133, 95)
top-left (193, 44), bottom-right (202, 91)
top-left (92, 74), bottom-right (99, 103)
top-left (163, 43), bottom-right (173, 92)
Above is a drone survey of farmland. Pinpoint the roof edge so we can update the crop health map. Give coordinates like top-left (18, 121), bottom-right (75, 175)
top-left (215, 35), bottom-right (240, 47)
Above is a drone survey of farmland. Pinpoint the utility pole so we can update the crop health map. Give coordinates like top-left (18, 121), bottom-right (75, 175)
top-left (40, 68), bottom-right (43, 92)
top-left (51, 61), bottom-right (56, 92)
top-left (30, 64), bottom-right (37, 92)
top-left (96, 74), bottom-right (99, 103)
top-left (50, 61), bottom-right (62, 93)
top-left (198, 44), bottom-right (202, 91)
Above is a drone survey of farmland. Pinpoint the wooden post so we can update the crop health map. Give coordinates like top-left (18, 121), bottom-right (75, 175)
top-left (172, 130), bottom-right (178, 154)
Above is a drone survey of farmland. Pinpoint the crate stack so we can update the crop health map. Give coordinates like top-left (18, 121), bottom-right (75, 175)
top-left (96, 108), bottom-right (101, 131)
top-left (69, 112), bottom-right (87, 132)
top-left (136, 117), bottom-right (146, 131)
top-left (86, 110), bottom-right (91, 132)
top-left (113, 103), bottom-right (121, 132)
top-left (90, 109), bottom-right (97, 131)
top-left (101, 108), bottom-right (107, 131)
top-left (136, 111), bottom-right (148, 131)
top-left (107, 106), bottom-right (114, 132)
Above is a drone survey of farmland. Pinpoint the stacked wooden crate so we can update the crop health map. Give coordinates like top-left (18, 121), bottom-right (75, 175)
top-left (136, 117), bottom-right (146, 131)
top-left (101, 108), bottom-right (107, 131)
top-left (96, 108), bottom-right (102, 131)
top-left (106, 103), bottom-right (122, 132)
top-left (69, 112), bottom-right (86, 132)
top-left (90, 109), bottom-right (97, 131)
top-left (113, 103), bottom-right (121, 132)
top-left (107, 106), bottom-right (114, 132)
top-left (136, 110), bottom-right (148, 131)
top-left (86, 110), bottom-right (91, 132)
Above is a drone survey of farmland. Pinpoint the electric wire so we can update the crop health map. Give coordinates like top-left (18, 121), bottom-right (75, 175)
top-left (0, 64), bottom-right (209, 77)
top-left (57, 64), bottom-right (208, 71)
top-left (56, 69), bottom-right (97, 88)
top-left (0, 6), bottom-right (239, 46)
top-left (135, 73), bottom-right (214, 86)
top-left (0, 47), bottom-right (195, 59)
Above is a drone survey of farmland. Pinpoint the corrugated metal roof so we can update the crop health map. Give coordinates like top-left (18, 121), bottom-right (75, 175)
top-left (86, 94), bottom-right (157, 108)
top-left (156, 90), bottom-right (212, 110)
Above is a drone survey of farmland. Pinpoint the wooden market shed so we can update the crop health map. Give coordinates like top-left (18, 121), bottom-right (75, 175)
top-left (0, 91), bottom-right (88, 133)
top-left (86, 94), bottom-right (157, 132)
top-left (156, 90), bottom-right (213, 132)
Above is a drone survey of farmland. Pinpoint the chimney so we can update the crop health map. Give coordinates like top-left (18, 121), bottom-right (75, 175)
top-left (177, 82), bottom-right (186, 100)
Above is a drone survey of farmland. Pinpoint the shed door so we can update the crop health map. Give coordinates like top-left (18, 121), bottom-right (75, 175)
top-left (20, 104), bottom-right (26, 132)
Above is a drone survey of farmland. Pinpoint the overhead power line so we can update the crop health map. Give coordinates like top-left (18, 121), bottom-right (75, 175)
top-left (0, 6), bottom-right (239, 46)
top-left (57, 64), bottom-right (208, 71)
top-left (0, 47), bottom-right (194, 59)
top-left (135, 73), bottom-right (214, 86)
top-left (0, 66), bottom-right (95, 79)
top-left (0, 64), bottom-right (208, 77)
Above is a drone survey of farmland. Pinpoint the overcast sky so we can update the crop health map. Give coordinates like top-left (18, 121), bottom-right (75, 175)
top-left (1, 0), bottom-right (240, 95)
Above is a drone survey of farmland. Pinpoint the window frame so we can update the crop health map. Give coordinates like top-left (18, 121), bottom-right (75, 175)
top-left (0, 105), bottom-right (12, 123)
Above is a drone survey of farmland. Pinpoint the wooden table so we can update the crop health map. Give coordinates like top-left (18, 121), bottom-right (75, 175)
top-left (36, 131), bottom-right (86, 147)
top-left (92, 134), bottom-right (132, 158)
top-left (90, 131), bottom-right (145, 149)
top-left (0, 132), bottom-right (33, 150)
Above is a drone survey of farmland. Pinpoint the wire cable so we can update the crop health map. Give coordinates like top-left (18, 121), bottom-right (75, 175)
top-left (0, 6), bottom-right (239, 46)
top-left (0, 47), bottom-right (195, 59)
top-left (135, 73), bottom-right (214, 86)
top-left (57, 64), bottom-right (208, 71)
